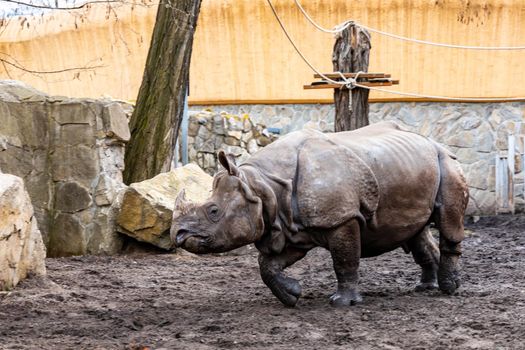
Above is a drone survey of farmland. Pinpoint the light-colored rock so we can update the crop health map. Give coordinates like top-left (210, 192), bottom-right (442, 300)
top-left (102, 103), bottom-right (131, 142)
top-left (226, 130), bottom-right (242, 139)
top-left (94, 174), bottom-right (123, 206)
top-left (247, 138), bottom-right (259, 154)
top-left (455, 148), bottom-right (479, 165)
top-left (468, 189), bottom-right (496, 215)
top-left (116, 164), bottom-right (213, 249)
top-left (202, 153), bottom-right (216, 170)
top-left (475, 122), bottom-right (494, 153)
top-left (224, 136), bottom-right (241, 146)
top-left (0, 174), bottom-right (46, 290)
top-left (464, 160), bottom-right (490, 190)
top-left (241, 130), bottom-right (253, 143)
top-left (0, 80), bottom-right (48, 102)
top-left (445, 130), bottom-right (475, 148)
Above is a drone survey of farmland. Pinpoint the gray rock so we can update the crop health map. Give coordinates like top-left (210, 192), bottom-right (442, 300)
top-left (58, 124), bottom-right (95, 146)
top-left (461, 116), bottom-right (482, 130)
top-left (48, 212), bottom-right (86, 257)
top-left (51, 145), bottom-right (99, 186)
top-left (86, 206), bottom-right (124, 255)
top-left (50, 101), bottom-right (96, 125)
top-left (221, 145), bottom-right (244, 156)
top-left (55, 181), bottom-right (92, 213)
top-left (475, 122), bottom-right (494, 153)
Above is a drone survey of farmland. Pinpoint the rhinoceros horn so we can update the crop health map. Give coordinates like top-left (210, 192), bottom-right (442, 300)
top-left (174, 189), bottom-right (190, 213)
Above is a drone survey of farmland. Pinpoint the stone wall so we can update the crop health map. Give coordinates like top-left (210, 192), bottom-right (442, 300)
top-left (189, 102), bottom-right (525, 215)
top-left (180, 110), bottom-right (277, 175)
top-left (0, 81), bottom-right (131, 257)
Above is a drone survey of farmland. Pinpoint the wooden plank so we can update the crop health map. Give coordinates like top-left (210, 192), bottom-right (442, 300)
top-left (304, 80), bottom-right (399, 90)
top-left (314, 73), bottom-right (391, 79)
top-left (368, 78), bottom-right (397, 83)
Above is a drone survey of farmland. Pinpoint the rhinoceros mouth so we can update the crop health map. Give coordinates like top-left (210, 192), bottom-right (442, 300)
top-left (175, 229), bottom-right (205, 247)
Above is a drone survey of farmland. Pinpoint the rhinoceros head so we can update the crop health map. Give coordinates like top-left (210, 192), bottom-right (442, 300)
top-left (170, 151), bottom-right (264, 254)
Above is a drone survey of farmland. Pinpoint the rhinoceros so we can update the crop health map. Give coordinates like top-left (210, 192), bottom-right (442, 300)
top-left (171, 121), bottom-right (468, 307)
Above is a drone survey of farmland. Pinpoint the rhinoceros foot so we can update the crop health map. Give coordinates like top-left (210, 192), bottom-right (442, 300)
top-left (329, 289), bottom-right (363, 307)
top-left (271, 275), bottom-right (302, 307)
top-left (414, 281), bottom-right (439, 292)
top-left (438, 270), bottom-right (461, 295)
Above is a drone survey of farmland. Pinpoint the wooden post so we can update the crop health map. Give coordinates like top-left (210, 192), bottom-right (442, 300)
top-left (332, 24), bottom-right (371, 131)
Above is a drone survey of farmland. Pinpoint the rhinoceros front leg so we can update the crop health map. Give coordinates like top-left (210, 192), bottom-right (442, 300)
top-left (328, 220), bottom-right (362, 307)
top-left (258, 248), bottom-right (307, 307)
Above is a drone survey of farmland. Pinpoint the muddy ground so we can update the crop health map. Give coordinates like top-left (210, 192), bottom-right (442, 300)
top-left (1, 216), bottom-right (524, 350)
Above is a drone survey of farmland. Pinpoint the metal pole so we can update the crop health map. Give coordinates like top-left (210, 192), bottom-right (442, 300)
top-left (181, 88), bottom-right (189, 165)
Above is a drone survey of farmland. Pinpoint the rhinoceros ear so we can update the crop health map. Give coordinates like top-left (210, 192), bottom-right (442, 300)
top-left (218, 150), bottom-right (239, 176)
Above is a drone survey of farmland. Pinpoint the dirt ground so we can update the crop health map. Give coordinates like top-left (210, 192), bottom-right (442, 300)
top-left (1, 216), bottom-right (524, 350)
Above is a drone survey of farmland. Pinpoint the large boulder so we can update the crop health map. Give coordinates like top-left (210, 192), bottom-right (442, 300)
top-left (116, 164), bottom-right (213, 249)
top-left (0, 80), bottom-right (130, 256)
top-left (0, 174), bottom-right (46, 290)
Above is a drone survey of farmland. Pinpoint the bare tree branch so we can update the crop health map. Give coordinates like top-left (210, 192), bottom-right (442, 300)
top-left (1, 60), bottom-right (13, 79)
top-left (0, 0), bottom-right (155, 11)
top-left (0, 55), bottom-right (104, 74)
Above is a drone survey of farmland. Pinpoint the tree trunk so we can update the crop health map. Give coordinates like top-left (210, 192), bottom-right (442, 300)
top-left (123, 0), bottom-right (202, 184)
top-left (332, 25), bottom-right (371, 132)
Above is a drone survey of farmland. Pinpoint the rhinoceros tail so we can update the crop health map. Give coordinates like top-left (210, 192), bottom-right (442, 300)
top-left (432, 140), bottom-right (458, 160)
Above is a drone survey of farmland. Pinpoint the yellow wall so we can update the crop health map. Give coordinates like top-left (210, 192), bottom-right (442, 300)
top-left (0, 0), bottom-right (524, 103)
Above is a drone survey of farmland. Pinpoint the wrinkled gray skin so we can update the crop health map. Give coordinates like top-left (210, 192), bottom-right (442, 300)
top-left (171, 121), bottom-right (469, 307)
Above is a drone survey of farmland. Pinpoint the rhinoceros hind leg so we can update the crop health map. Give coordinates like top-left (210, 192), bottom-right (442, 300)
top-left (258, 247), bottom-right (308, 307)
top-left (328, 220), bottom-right (362, 307)
top-left (407, 227), bottom-right (439, 291)
top-left (434, 151), bottom-right (469, 295)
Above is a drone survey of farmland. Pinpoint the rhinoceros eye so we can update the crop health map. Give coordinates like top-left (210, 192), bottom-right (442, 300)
top-left (206, 204), bottom-right (221, 222)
